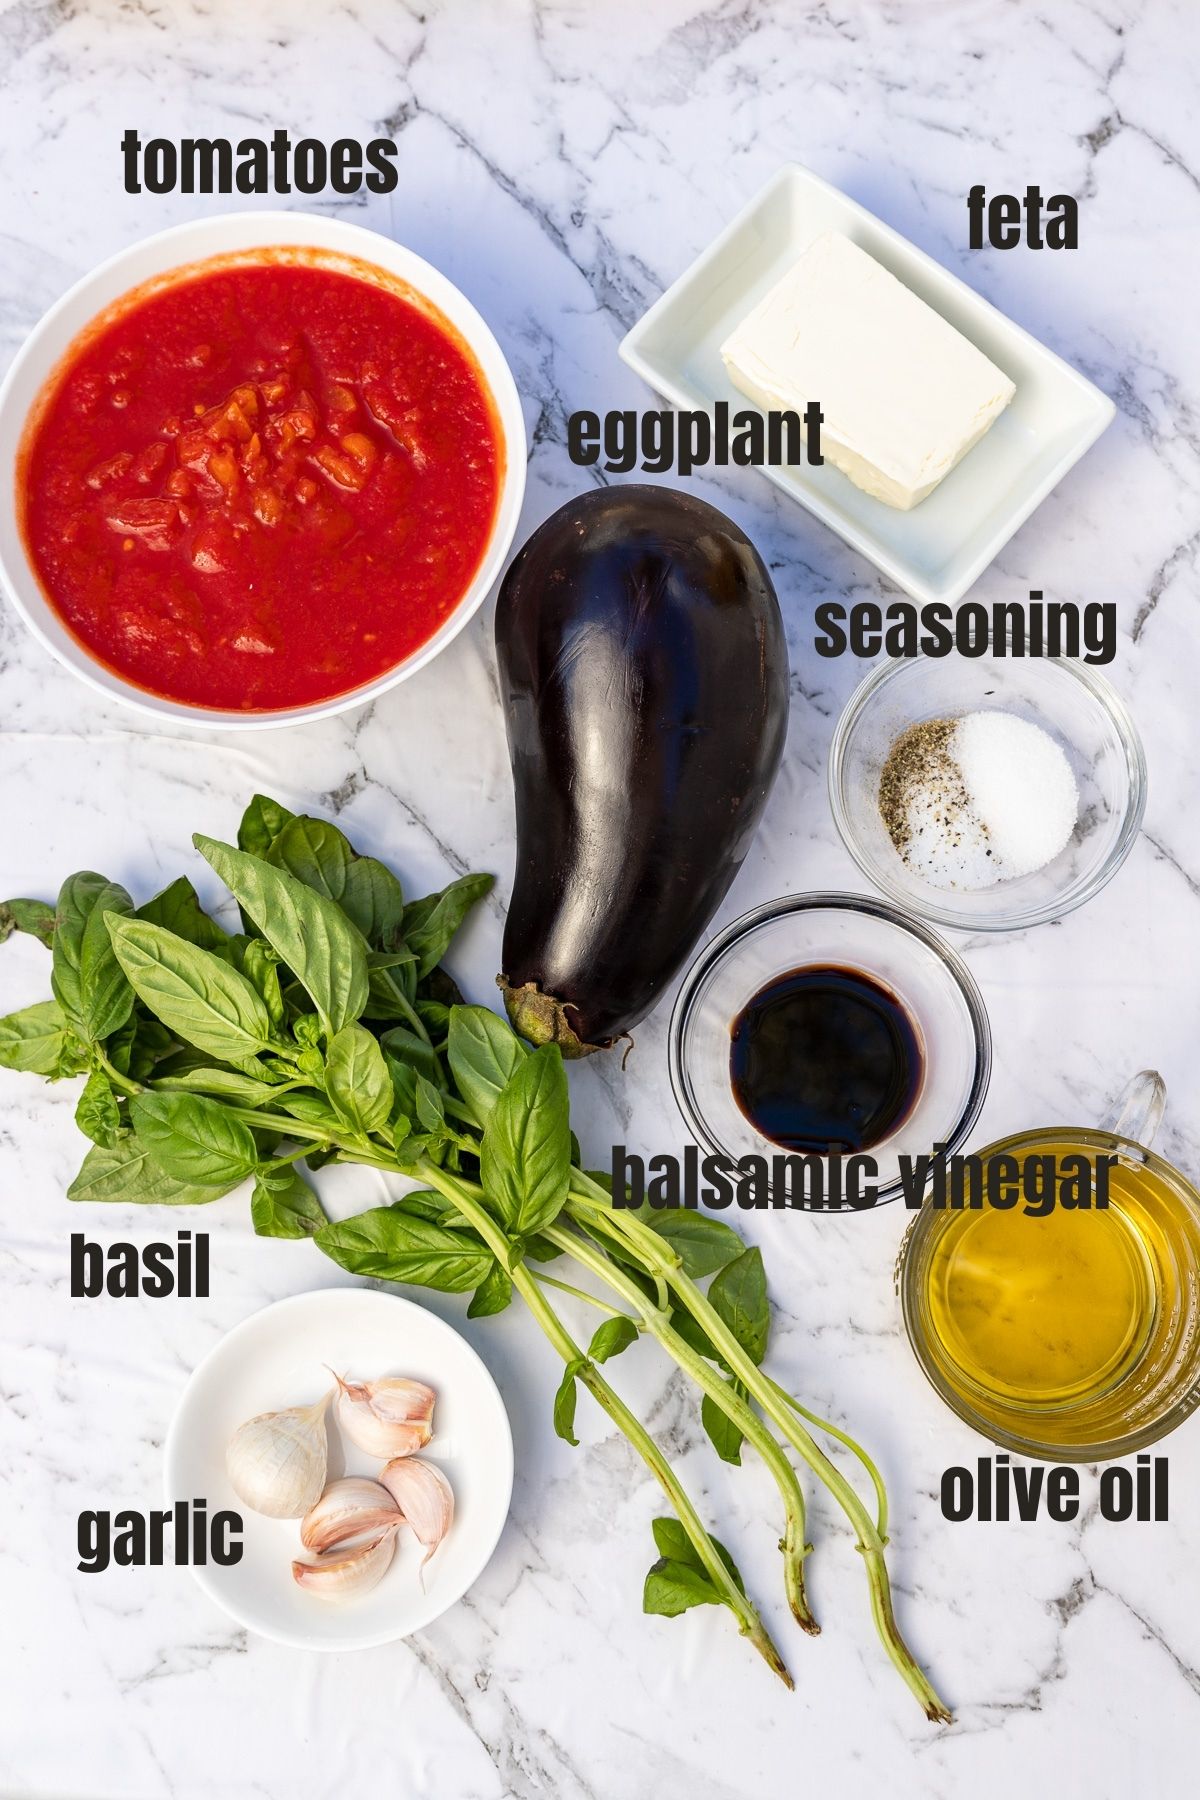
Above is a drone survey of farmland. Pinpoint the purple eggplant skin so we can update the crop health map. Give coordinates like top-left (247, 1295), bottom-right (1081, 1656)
top-left (495, 483), bottom-right (789, 1056)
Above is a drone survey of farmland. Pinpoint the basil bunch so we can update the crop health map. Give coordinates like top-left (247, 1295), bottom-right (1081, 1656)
top-left (0, 795), bottom-right (949, 1721)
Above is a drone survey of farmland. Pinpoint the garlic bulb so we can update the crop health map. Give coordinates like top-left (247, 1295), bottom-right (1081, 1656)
top-left (379, 1457), bottom-right (454, 1568)
top-left (331, 1371), bottom-right (435, 1458)
top-left (300, 1478), bottom-right (401, 1555)
top-left (226, 1394), bottom-right (330, 1519)
top-left (292, 1528), bottom-right (396, 1600)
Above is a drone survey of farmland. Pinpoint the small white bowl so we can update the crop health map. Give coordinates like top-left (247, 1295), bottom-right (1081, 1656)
top-left (164, 1287), bottom-right (514, 1651)
top-left (0, 212), bottom-right (527, 729)
top-left (619, 164), bottom-right (1114, 607)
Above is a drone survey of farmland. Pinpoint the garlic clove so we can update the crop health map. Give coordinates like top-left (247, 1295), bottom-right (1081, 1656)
top-left (226, 1393), bottom-right (330, 1519)
top-left (330, 1370), bottom-right (435, 1459)
top-left (378, 1456), bottom-right (454, 1569)
top-left (292, 1528), bottom-right (396, 1600)
top-left (300, 1478), bottom-right (402, 1555)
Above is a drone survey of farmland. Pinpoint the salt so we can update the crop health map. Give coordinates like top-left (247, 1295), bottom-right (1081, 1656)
top-left (952, 712), bottom-right (1078, 881)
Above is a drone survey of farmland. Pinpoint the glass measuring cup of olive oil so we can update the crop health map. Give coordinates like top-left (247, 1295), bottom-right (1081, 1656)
top-left (899, 1072), bottom-right (1200, 1459)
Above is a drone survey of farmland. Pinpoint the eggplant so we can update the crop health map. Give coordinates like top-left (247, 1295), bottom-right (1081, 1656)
top-left (495, 483), bottom-right (789, 1055)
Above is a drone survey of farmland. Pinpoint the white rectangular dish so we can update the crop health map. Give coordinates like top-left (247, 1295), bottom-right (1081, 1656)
top-left (619, 165), bottom-right (1115, 606)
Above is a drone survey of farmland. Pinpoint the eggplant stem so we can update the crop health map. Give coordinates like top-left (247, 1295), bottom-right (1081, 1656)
top-left (496, 977), bottom-right (603, 1058)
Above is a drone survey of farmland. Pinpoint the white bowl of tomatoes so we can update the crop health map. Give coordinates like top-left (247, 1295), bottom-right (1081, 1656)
top-left (0, 212), bottom-right (527, 728)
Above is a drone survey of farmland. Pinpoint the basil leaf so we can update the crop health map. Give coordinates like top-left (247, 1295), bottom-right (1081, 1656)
top-left (265, 815), bottom-right (407, 946)
top-left (0, 999), bottom-right (67, 1075)
top-left (155, 1067), bottom-right (287, 1106)
top-left (588, 1315), bottom-right (639, 1364)
top-left (391, 1188), bottom-right (472, 1227)
top-left (315, 1206), bottom-right (492, 1292)
top-left (364, 959), bottom-right (419, 1019)
top-left (52, 872), bottom-right (135, 1043)
top-left (342, 858), bottom-right (405, 945)
top-left (630, 1209), bottom-right (745, 1278)
top-left (387, 1057), bottom-right (419, 1122)
top-left (707, 1247), bottom-right (769, 1365)
top-left (0, 898), bottom-right (56, 948)
top-left (650, 1517), bottom-right (701, 1565)
top-left (648, 1518), bottom-right (745, 1594)
top-left (421, 965), bottom-right (465, 1009)
top-left (415, 999), bottom-right (451, 1039)
top-left (106, 916), bottom-right (273, 1063)
top-left (553, 1356), bottom-right (585, 1446)
top-left (701, 1384), bottom-right (746, 1466)
top-left (136, 877), bottom-right (228, 950)
top-left (209, 932), bottom-right (254, 972)
top-left (413, 1073), bottom-right (445, 1132)
top-left (75, 1070), bottom-right (123, 1148)
top-left (275, 1090), bottom-right (339, 1127)
top-left (129, 1091), bottom-right (259, 1187)
top-left (237, 793), bottom-right (295, 859)
top-left (480, 1044), bottom-right (570, 1237)
top-left (643, 1559), bottom-right (720, 1616)
top-left (379, 1025), bottom-right (441, 1085)
top-left (51, 873), bottom-right (108, 1018)
top-left (393, 1127), bottom-right (436, 1162)
top-left (368, 952), bottom-right (417, 973)
top-left (107, 1011), bottom-right (175, 1082)
top-left (325, 1024), bottom-right (393, 1136)
top-left (448, 1005), bottom-right (528, 1127)
top-left (68, 1136), bottom-right (230, 1205)
top-left (250, 1164), bottom-right (327, 1239)
top-left (267, 815), bottom-right (355, 901)
top-left (468, 1261), bottom-right (513, 1318)
top-left (522, 1231), bottom-right (560, 1263)
top-left (401, 873), bottom-right (494, 979)
top-left (194, 836), bottom-right (368, 1036)
top-left (242, 940), bottom-right (286, 1031)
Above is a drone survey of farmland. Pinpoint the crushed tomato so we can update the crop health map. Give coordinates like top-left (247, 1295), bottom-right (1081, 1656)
top-left (20, 257), bottom-right (502, 710)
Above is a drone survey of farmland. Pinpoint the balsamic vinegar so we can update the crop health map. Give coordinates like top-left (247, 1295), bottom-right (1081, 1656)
top-left (730, 964), bottom-right (923, 1154)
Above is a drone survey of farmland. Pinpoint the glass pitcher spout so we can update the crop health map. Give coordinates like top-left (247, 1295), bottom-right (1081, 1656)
top-left (1101, 1070), bottom-right (1166, 1149)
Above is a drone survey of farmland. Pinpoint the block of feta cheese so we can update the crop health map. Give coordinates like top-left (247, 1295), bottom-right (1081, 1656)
top-left (719, 232), bottom-right (1016, 510)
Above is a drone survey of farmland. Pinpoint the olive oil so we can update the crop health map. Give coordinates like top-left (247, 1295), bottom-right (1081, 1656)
top-left (906, 1131), bottom-right (1200, 1457)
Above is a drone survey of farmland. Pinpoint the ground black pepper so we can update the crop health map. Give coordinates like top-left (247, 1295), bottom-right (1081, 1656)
top-left (878, 718), bottom-right (982, 863)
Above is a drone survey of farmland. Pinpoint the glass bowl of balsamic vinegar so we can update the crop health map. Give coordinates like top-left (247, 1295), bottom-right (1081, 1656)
top-left (669, 893), bottom-right (992, 1209)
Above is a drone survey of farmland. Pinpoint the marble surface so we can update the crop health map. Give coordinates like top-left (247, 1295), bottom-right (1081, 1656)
top-left (2, 1), bottom-right (1199, 1795)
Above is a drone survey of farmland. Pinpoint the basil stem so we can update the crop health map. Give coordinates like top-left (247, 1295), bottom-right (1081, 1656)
top-left (760, 1371), bottom-right (890, 1543)
top-left (542, 1219), bottom-right (816, 1635)
top-left (531, 1270), bottom-right (635, 1323)
top-left (93, 1048), bottom-right (141, 1096)
top-left (410, 1159), bottom-right (793, 1687)
top-left (565, 1174), bottom-right (950, 1724)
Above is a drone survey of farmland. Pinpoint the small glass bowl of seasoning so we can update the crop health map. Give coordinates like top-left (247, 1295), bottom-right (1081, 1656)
top-left (828, 643), bottom-right (1146, 931)
top-left (669, 893), bottom-right (991, 1209)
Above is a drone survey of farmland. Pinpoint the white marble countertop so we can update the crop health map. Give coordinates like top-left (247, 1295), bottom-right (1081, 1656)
top-left (2, 1), bottom-right (1198, 1795)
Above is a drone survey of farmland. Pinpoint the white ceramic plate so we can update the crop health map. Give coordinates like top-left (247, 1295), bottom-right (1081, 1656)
top-left (619, 164), bottom-right (1114, 606)
top-left (164, 1287), bottom-right (513, 1650)
top-left (0, 212), bottom-right (527, 729)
